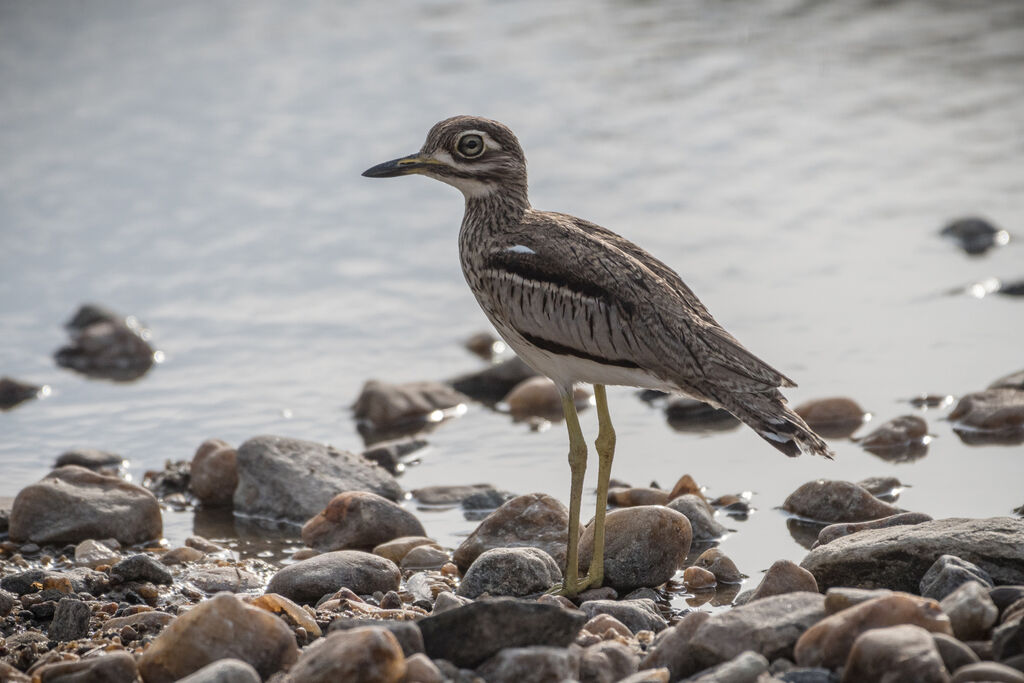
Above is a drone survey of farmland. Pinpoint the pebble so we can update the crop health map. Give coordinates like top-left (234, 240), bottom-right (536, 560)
top-left (668, 473), bottom-right (705, 501)
top-left (373, 536), bottom-right (441, 564)
top-left (413, 484), bottom-right (500, 506)
top-left (949, 389), bottom-right (1024, 441)
top-left (823, 587), bottom-right (893, 615)
top-left (608, 487), bottom-right (670, 507)
top-left (663, 397), bottom-right (739, 432)
top-left (583, 613), bottom-right (634, 639)
top-left (620, 670), bottom-right (671, 683)
top-left (940, 580), bottom-right (999, 640)
top-left (692, 548), bottom-right (745, 583)
top-left (453, 493), bottom-right (569, 572)
top-left (74, 539), bottom-right (121, 568)
top-left (793, 593), bottom-right (952, 669)
top-left (431, 590), bottom-right (472, 615)
top-left (417, 597), bottom-right (586, 668)
top-left (950, 662), bottom-right (1024, 683)
top-left (401, 545), bottom-right (450, 571)
top-left (186, 566), bottom-right (262, 594)
top-left (921, 554), bottom-right (994, 600)
top-left (684, 566), bottom-right (717, 590)
top-left (112, 553), bottom-right (173, 585)
top-left (577, 506), bottom-right (692, 592)
top-left (783, 479), bottom-right (903, 523)
top-left (403, 653), bottom-right (443, 683)
top-left (579, 598), bottom-right (667, 633)
top-left (247, 593), bottom-right (324, 639)
top-left (815, 512), bottom-right (933, 546)
top-left (0, 588), bottom-right (16, 617)
top-left (0, 376), bottom-right (42, 410)
top-left (138, 592), bottom-right (298, 682)
top-left (161, 546), bottom-right (206, 565)
top-left (266, 550), bottom-right (401, 605)
top-left (55, 304), bottom-right (156, 381)
top-left (932, 632), bottom-right (981, 673)
top-left (993, 617), bottom-right (1024, 661)
top-left (176, 659), bottom-right (261, 683)
top-left (232, 435), bottom-right (403, 522)
top-left (55, 448), bottom-right (123, 471)
top-left (689, 650), bottom-right (769, 683)
top-left (840, 624), bottom-right (948, 683)
top-left (288, 627), bottom-right (406, 683)
top-left (745, 560), bottom-right (818, 603)
top-left (186, 535), bottom-right (226, 553)
top-left (361, 436), bottom-right (427, 474)
top-left (477, 645), bottom-right (578, 683)
top-left (457, 547), bottom-right (561, 598)
top-left (103, 610), bottom-right (175, 633)
top-left (463, 488), bottom-right (515, 510)
top-left (33, 650), bottom-right (140, 683)
top-left (794, 397), bottom-right (866, 438)
top-left (990, 369), bottom-right (1024, 392)
top-left (802, 517), bottom-right (1024, 592)
top-left (352, 379), bottom-right (468, 429)
top-left (9, 465), bottom-right (162, 545)
top-left (856, 415), bottom-right (929, 460)
top-left (329, 618), bottom-right (423, 656)
top-left (48, 597), bottom-right (92, 641)
top-left (449, 355), bottom-right (539, 403)
top-left (465, 330), bottom-right (505, 359)
top-left (666, 494), bottom-right (729, 540)
top-left (579, 641), bottom-right (640, 683)
top-left (939, 216), bottom-right (1009, 255)
top-left (189, 439), bottom-right (238, 507)
top-left (504, 376), bottom-right (591, 420)
top-left (301, 490), bottom-right (425, 551)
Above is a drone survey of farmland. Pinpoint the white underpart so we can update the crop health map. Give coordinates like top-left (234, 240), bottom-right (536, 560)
top-left (504, 244), bottom-right (536, 255)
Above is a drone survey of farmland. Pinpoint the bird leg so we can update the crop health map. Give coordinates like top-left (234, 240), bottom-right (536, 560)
top-left (548, 388), bottom-right (591, 597)
top-left (586, 383), bottom-right (615, 588)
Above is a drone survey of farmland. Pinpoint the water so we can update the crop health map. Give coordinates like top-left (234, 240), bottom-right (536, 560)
top-left (2, 0), bottom-right (1022, 600)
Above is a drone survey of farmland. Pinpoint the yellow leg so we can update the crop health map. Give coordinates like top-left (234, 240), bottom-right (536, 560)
top-left (587, 384), bottom-right (615, 588)
top-left (548, 389), bottom-right (591, 597)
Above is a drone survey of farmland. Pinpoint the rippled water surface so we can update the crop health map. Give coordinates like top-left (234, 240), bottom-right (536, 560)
top-left (2, 0), bottom-right (1022, 597)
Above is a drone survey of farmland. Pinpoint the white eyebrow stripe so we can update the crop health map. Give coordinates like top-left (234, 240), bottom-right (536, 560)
top-left (505, 244), bottom-right (536, 255)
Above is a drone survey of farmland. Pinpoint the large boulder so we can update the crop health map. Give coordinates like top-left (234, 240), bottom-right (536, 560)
top-left (9, 465), bottom-right (161, 545)
top-left (233, 435), bottom-right (402, 522)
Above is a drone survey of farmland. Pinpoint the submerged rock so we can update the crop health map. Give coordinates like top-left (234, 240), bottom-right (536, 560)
top-left (0, 376), bottom-right (43, 410)
top-left (189, 439), bottom-right (238, 507)
top-left (9, 465), bottom-right (161, 545)
top-left (266, 550), bottom-right (400, 604)
top-left (457, 547), bottom-right (561, 598)
top-left (856, 415), bottom-right (929, 461)
top-left (361, 436), bottom-right (427, 474)
top-left (949, 389), bottom-right (1024, 445)
top-left (353, 379), bottom-right (467, 429)
top-left (413, 483), bottom-right (502, 506)
top-left (453, 493), bottom-right (570, 571)
top-left (794, 398), bottom-right (866, 439)
top-left (54, 448), bottom-right (123, 471)
top-left (608, 487), bottom-right (670, 507)
top-left (301, 490), bottom-right (425, 552)
top-left (465, 330), bottom-right (505, 360)
top-left (449, 356), bottom-right (539, 403)
top-left (783, 479), bottom-right (903, 523)
top-left (55, 304), bottom-right (157, 381)
top-left (940, 216), bottom-right (1009, 256)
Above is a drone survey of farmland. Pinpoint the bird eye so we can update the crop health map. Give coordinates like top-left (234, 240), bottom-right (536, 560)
top-left (456, 134), bottom-right (485, 158)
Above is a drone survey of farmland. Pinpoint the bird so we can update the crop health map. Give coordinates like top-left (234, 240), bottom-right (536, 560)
top-left (363, 115), bottom-right (833, 596)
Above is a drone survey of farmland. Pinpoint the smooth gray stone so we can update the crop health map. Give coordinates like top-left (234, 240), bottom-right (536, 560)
top-left (176, 659), bottom-right (261, 683)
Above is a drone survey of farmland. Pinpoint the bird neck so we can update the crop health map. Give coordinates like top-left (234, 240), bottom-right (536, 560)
top-left (460, 180), bottom-right (530, 238)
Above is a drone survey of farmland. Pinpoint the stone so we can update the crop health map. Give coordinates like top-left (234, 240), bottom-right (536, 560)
top-left (794, 593), bottom-right (952, 669)
top-left (857, 475), bottom-right (904, 499)
top-left (579, 598), bottom-right (667, 633)
top-left (504, 376), bottom-right (590, 420)
top-left (103, 610), bottom-right (175, 633)
top-left (33, 651), bottom-right (139, 682)
top-left (112, 553), bottom-right (173, 584)
top-left (620, 670), bottom-right (670, 683)
top-left (352, 379), bottom-right (467, 428)
top-left (664, 398), bottom-right (740, 432)
top-left (233, 435), bottom-right (402, 522)
top-left (857, 415), bottom-right (929, 460)
top-left (329, 618), bottom-right (422, 656)
top-left (248, 593), bottom-right (322, 639)
top-left (161, 546), bottom-right (206, 564)
top-left (993, 617), bottom-right (1024, 661)
top-left (690, 651), bottom-right (770, 683)
top-left (431, 590), bottom-right (472, 614)
top-left (932, 632), bottom-right (981, 674)
top-left (640, 611), bottom-right (711, 679)
top-left (463, 488), bottom-right (515, 510)
top-left (951, 662), bottom-right (1024, 683)
top-left (465, 331), bottom-right (504, 359)
top-left (746, 560), bottom-right (818, 602)
top-left (413, 484), bottom-right (498, 506)
top-left (74, 539), bottom-right (121, 568)
top-left (0, 376), bottom-right (41, 410)
top-left (991, 369), bottom-right (1024, 392)
top-left (266, 550), bottom-right (400, 605)
top-left (288, 627), bottom-right (405, 682)
top-left (841, 624), bottom-right (949, 683)
top-left (668, 473), bottom-right (705, 501)
top-left (801, 517), bottom-right (1024, 592)
top-left (0, 588), bottom-right (16, 617)
top-left (55, 305), bottom-right (156, 381)
top-left (684, 566), bottom-right (717, 589)
top-left (687, 593), bottom-right (826, 672)
top-left (921, 555), bottom-right (994, 600)
top-left (823, 587), bottom-right (894, 615)
top-left (189, 439), bottom-right (238, 507)
top-left (449, 355), bottom-right (539, 402)
top-left (55, 449), bottom-right (123, 470)
top-left (577, 506), bottom-right (692, 592)
top-left (403, 653), bottom-right (443, 683)
top-left (417, 597), bottom-right (586, 668)
top-left (815, 512), bottom-right (933, 546)
top-left (457, 547), bottom-right (561, 598)
top-left (138, 592), bottom-right (298, 682)
top-left (174, 660), bottom-right (260, 683)
top-left (301, 490), bottom-right (425, 552)
top-left (373, 536), bottom-right (441, 564)
top-left (941, 580), bottom-right (998, 640)
top-left (693, 548), bottom-right (745, 583)
top-left (186, 566), bottom-right (263, 593)
top-left (608, 487), bottom-right (670, 507)
top-left (949, 389), bottom-right (1024, 441)
top-left (362, 436), bottom-right (428, 474)
top-left (940, 216), bottom-right (1008, 255)
top-left (401, 545), bottom-right (449, 570)
top-left (579, 641), bottom-right (640, 683)
top-left (9, 466), bottom-right (161, 545)
top-left (453, 493), bottom-right (570, 571)
top-left (667, 494), bottom-right (729, 540)
top-left (783, 479), bottom-right (903, 523)
top-left (583, 613), bottom-right (633, 639)
top-left (794, 397), bottom-right (865, 438)
top-left (49, 597), bottom-right (92, 641)
top-left (476, 646), bottom-right (577, 683)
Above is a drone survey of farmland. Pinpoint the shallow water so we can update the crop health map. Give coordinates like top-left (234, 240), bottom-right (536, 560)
top-left (2, 0), bottom-right (1022, 603)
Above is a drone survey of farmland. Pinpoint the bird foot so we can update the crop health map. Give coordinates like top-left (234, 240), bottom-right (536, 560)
top-left (546, 572), bottom-right (602, 598)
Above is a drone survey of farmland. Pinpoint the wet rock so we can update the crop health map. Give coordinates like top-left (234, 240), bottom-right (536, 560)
top-left (505, 376), bottom-right (590, 420)
top-left (577, 506), bottom-right (692, 592)
top-left (266, 550), bottom-right (400, 604)
top-left (401, 545), bottom-right (449, 570)
top-left (857, 415), bottom-right (930, 461)
top-left (0, 376), bottom-right (42, 410)
top-left (783, 479), bottom-right (903, 523)
top-left (608, 487), bottom-right (670, 507)
top-left (112, 553), bottom-right (173, 584)
top-left (921, 555), bottom-right (994, 600)
top-left (579, 641), bottom-right (640, 683)
top-left (579, 598), bottom-right (667, 633)
top-left (803, 517), bottom-right (1024, 592)
top-left (233, 435), bottom-right (402, 522)
top-left (301, 490), bottom-right (425, 552)
top-left (941, 581), bottom-right (998, 641)
top-left (932, 632), bottom-right (980, 673)
top-left (952, 662), bottom-right (1024, 683)
top-left (950, 389), bottom-right (1024, 444)
top-left (449, 355), bottom-right (539, 403)
top-left (693, 548), bottom-right (746, 583)
top-left (9, 465), bottom-right (161, 545)
top-left (49, 597), bottom-right (91, 641)
top-left (33, 651), bottom-right (139, 683)
top-left (138, 592), bottom-right (298, 682)
top-left (815, 512), bottom-right (933, 546)
top-left (688, 593), bottom-right (826, 672)
top-left (55, 448), bottom-right (123, 471)
top-left (328, 618), bottom-right (422, 656)
top-left (684, 566), bottom-right (717, 589)
top-left (794, 397), bottom-right (866, 438)
top-left (690, 650), bottom-right (769, 683)
top-left (417, 597), bottom-right (586, 668)
top-left (667, 494), bottom-right (729, 540)
top-left (403, 653), bottom-right (444, 683)
top-left (353, 379), bottom-right (467, 429)
top-left (186, 566), bottom-right (262, 594)
top-left (457, 547), bottom-right (561, 598)
top-left (361, 436), bottom-right (427, 474)
top-left (746, 560), bottom-right (818, 602)
top-left (177, 659), bottom-right (261, 683)
top-left (413, 484), bottom-right (500, 506)
top-left (940, 216), bottom-right (1009, 255)
top-left (668, 473), bottom-right (705, 501)
top-left (990, 369), bottom-right (1024, 392)
top-left (373, 536), bottom-right (441, 564)
top-left (664, 397), bottom-right (740, 432)
top-left (794, 593), bottom-right (952, 669)
top-left (189, 439), bottom-right (238, 507)
top-left (55, 304), bottom-right (157, 381)
top-left (453, 493), bottom-right (569, 572)
top-left (288, 627), bottom-right (405, 682)
top-left (74, 538), bottom-right (121, 568)
top-left (841, 624), bottom-right (949, 683)
top-left (857, 475), bottom-right (904, 498)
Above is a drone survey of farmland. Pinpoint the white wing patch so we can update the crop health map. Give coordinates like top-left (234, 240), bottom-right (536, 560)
top-left (504, 244), bottom-right (536, 255)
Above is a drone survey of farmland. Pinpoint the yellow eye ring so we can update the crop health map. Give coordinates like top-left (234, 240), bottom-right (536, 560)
top-left (456, 133), bottom-right (485, 158)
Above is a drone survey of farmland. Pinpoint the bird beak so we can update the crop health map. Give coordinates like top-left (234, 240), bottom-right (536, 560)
top-left (362, 153), bottom-right (440, 178)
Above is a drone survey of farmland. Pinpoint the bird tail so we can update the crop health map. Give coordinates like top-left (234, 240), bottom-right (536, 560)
top-left (719, 390), bottom-right (834, 459)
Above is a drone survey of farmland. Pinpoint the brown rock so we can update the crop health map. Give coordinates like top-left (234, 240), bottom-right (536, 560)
top-left (353, 379), bottom-right (468, 428)
top-left (288, 627), bottom-right (405, 682)
top-left (34, 650), bottom-right (139, 683)
top-left (692, 548), bottom-right (745, 583)
top-left (138, 592), bottom-right (298, 682)
top-left (816, 512), bottom-right (933, 546)
top-left (824, 587), bottom-right (894, 615)
top-left (608, 487), bottom-right (670, 507)
top-left (940, 581), bottom-right (998, 641)
top-left (858, 415), bottom-right (930, 461)
top-left (795, 397), bottom-right (866, 438)
top-left (746, 560), bottom-right (818, 602)
top-left (640, 611), bottom-right (710, 680)
top-left (373, 536), bottom-right (441, 564)
top-left (160, 546), bottom-right (205, 565)
top-left (583, 613), bottom-right (633, 639)
top-left (301, 491), bottom-right (425, 551)
top-left (783, 479), bottom-right (903, 523)
top-left (185, 566), bottom-right (263, 594)
top-left (950, 389), bottom-right (1024, 444)
top-left (668, 473), bottom-right (705, 501)
top-left (189, 438), bottom-right (238, 507)
top-left (794, 593), bottom-right (953, 669)
top-left (401, 545), bottom-right (449, 571)
top-left (465, 331), bottom-right (505, 360)
top-left (683, 566), bottom-right (717, 590)
top-left (950, 662), bottom-right (1024, 683)
top-left (841, 624), bottom-right (950, 683)
top-left (402, 653), bottom-right (443, 683)
top-left (453, 493), bottom-right (570, 572)
top-left (505, 376), bottom-right (590, 420)
top-left (102, 610), bottom-right (175, 633)
top-left (476, 646), bottom-right (578, 683)
top-left (989, 369), bottom-right (1024, 392)
top-left (265, 550), bottom-right (401, 605)
top-left (579, 641), bottom-right (640, 683)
